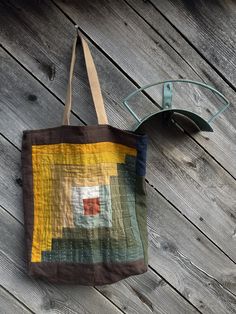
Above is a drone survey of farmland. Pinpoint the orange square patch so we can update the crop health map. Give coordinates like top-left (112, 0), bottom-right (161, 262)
top-left (83, 197), bottom-right (100, 216)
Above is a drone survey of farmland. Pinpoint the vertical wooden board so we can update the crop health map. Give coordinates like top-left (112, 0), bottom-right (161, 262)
top-left (149, 0), bottom-right (236, 87)
top-left (125, 0), bottom-right (236, 177)
top-left (0, 287), bottom-right (32, 314)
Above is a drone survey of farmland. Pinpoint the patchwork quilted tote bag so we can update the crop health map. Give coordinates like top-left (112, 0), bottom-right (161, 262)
top-left (21, 29), bottom-right (148, 285)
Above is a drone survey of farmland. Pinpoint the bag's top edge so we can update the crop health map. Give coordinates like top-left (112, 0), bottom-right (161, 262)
top-left (22, 124), bottom-right (147, 138)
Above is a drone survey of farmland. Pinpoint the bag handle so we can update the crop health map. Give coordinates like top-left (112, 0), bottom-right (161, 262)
top-left (63, 26), bottom-right (108, 125)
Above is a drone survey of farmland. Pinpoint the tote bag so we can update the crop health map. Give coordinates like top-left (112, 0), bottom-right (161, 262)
top-left (21, 30), bottom-right (148, 285)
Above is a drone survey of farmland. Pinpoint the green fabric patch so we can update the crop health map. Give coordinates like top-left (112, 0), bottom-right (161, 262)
top-left (42, 155), bottom-right (147, 264)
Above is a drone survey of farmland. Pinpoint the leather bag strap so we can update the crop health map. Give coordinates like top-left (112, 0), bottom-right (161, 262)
top-left (63, 27), bottom-right (108, 125)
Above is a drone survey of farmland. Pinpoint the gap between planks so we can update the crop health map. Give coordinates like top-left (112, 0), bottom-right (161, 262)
top-left (149, 0), bottom-right (236, 91)
top-left (0, 1), bottom-right (235, 312)
top-left (0, 284), bottom-right (34, 314)
top-left (52, 0), bottom-right (236, 180)
top-left (124, 0), bottom-right (236, 181)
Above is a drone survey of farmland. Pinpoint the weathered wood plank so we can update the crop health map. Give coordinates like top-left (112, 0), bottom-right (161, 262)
top-left (0, 286), bottom-right (33, 314)
top-left (0, 252), bottom-right (120, 314)
top-left (147, 185), bottom-right (236, 314)
top-left (0, 55), bottom-right (81, 146)
top-left (126, 0), bottom-right (236, 177)
top-left (0, 1), bottom-right (235, 312)
top-left (0, 51), bottom-right (80, 221)
top-left (149, 0), bottom-right (236, 87)
top-left (1, 0), bottom-right (235, 179)
top-left (143, 116), bottom-right (236, 261)
top-left (0, 204), bottom-right (198, 314)
top-left (54, 0), bottom-right (236, 178)
top-left (1, 135), bottom-right (236, 313)
top-left (0, 0), bottom-right (235, 294)
top-left (0, 0), bottom-right (156, 137)
top-left (97, 268), bottom-right (200, 314)
top-left (0, 135), bottom-right (199, 313)
top-left (1, 0), bottom-right (234, 262)
top-left (52, 0), bottom-right (236, 260)
top-left (0, 54), bottom-right (123, 314)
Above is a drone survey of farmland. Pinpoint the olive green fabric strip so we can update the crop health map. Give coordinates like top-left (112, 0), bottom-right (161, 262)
top-left (41, 173), bottom-right (147, 264)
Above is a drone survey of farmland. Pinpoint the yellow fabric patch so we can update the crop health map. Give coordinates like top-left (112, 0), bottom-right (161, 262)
top-left (31, 142), bottom-right (137, 262)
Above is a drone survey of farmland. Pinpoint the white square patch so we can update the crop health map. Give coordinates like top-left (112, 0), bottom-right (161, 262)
top-left (71, 185), bottom-right (112, 228)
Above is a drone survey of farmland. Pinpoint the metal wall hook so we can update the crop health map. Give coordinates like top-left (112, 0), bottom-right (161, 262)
top-left (122, 79), bottom-right (230, 132)
top-left (162, 82), bottom-right (173, 109)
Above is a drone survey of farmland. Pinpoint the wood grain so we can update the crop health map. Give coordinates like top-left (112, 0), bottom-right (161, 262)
top-left (149, 0), bottom-right (236, 87)
top-left (0, 0), bottom-right (157, 133)
top-left (0, 286), bottom-right (32, 314)
top-left (0, 1), bottom-right (236, 313)
top-left (0, 55), bottom-right (81, 148)
top-left (54, 0), bottom-right (236, 178)
top-left (0, 203), bottom-right (198, 314)
top-left (0, 0), bottom-right (234, 261)
top-left (142, 116), bottom-right (236, 261)
top-left (52, 0), bottom-right (236, 260)
top-left (0, 43), bottom-right (199, 314)
top-left (146, 185), bottom-right (236, 314)
top-left (126, 0), bottom-right (236, 177)
top-left (0, 251), bottom-right (120, 314)
top-left (97, 268), bottom-right (200, 314)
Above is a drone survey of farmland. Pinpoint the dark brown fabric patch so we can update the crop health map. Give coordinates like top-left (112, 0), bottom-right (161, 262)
top-left (29, 259), bottom-right (147, 285)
